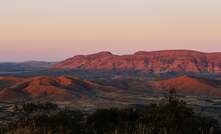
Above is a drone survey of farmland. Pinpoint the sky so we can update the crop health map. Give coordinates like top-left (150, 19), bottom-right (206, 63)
top-left (0, 0), bottom-right (221, 62)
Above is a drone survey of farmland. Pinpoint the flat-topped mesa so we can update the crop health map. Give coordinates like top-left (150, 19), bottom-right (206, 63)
top-left (53, 50), bottom-right (221, 73)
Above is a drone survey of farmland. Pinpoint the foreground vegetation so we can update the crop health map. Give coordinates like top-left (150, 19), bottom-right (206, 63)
top-left (0, 90), bottom-right (220, 134)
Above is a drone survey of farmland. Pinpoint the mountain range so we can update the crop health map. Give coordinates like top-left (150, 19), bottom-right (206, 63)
top-left (54, 50), bottom-right (221, 73)
top-left (0, 50), bottom-right (221, 108)
top-left (0, 61), bottom-right (54, 72)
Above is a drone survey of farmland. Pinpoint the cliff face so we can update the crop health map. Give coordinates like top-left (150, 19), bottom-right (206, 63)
top-left (53, 50), bottom-right (221, 73)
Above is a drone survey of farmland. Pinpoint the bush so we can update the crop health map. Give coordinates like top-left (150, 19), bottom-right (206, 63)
top-left (1, 90), bottom-right (220, 134)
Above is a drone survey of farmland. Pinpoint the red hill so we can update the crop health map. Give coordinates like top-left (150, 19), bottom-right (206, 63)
top-left (0, 76), bottom-right (122, 102)
top-left (151, 76), bottom-right (221, 96)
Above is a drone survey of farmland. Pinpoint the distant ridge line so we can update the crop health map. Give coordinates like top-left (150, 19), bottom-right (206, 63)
top-left (53, 50), bottom-right (221, 73)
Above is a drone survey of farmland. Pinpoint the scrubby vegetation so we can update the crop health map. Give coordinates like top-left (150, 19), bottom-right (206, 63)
top-left (0, 89), bottom-right (220, 134)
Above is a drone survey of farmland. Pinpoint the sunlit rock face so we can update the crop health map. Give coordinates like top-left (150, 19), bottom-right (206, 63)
top-left (53, 50), bottom-right (221, 73)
